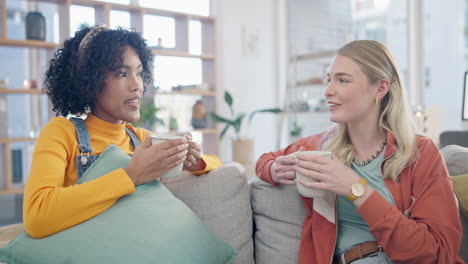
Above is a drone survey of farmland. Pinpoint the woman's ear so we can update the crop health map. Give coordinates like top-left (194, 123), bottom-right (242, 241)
top-left (377, 78), bottom-right (390, 100)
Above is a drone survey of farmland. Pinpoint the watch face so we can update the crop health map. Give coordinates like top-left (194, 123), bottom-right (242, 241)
top-left (351, 183), bottom-right (365, 197)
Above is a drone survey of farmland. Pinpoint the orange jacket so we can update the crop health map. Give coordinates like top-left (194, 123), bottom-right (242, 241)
top-left (256, 131), bottom-right (465, 264)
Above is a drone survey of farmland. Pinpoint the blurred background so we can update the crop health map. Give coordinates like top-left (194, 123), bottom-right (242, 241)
top-left (0, 0), bottom-right (466, 225)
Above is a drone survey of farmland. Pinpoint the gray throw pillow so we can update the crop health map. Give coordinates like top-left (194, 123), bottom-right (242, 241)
top-left (162, 162), bottom-right (254, 264)
top-left (440, 144), bottom-right (468, 176)
top-left (250, 177), bottom-right (307, 264)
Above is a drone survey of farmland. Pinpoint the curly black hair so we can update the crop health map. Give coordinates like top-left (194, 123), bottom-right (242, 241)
top-left (45, 26), bottom-right (153, 116)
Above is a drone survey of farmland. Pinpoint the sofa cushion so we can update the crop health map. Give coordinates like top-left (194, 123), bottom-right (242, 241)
top-left (440, 144), bottom-right (468, 176)
top-left (161, 162), bottom-right (254, 264)
top-left (0, 144), bottom-right (237, 264)
top-left (250, 177), bottom-right (307, 264)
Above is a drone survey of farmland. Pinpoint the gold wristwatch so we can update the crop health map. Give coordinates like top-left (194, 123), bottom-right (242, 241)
top-left (347, 178), bottom-right (368, 201)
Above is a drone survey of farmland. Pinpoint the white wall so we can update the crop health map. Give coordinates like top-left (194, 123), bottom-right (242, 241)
top-left (213, 0), bottom-right (283, 162)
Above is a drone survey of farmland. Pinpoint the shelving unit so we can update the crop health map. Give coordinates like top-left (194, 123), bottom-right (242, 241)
top-left (153, 49), bottom-right (215, 60)
top-left (279, 49), bottom-right (334, 147)
top-left (0, 0), bottom-right (219, 195)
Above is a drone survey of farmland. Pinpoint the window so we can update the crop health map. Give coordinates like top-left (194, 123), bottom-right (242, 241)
top-left (70, 5), bottom-right (95, 36)
top-left (154, 56), bottom-right (202, 91)
top-left (351, 0), bottom-right (408, 85)
top-left (110, 10), bottom-right (130, 29)
top-left (143, 15), bottom-right (175, 48)
top-left (189, 20), bottom-right (202, 55)
top-left (139, 0), bottom-right (210, 16)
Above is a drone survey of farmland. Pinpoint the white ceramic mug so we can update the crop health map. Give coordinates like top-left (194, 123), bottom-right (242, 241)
top-left (295, 150), bottom-right (332, 198)
top-left (151, 134), bottom-right (184, 179)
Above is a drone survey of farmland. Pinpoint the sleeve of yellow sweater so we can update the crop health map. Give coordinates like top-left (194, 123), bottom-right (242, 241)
top-left (190, 154), bottom-right (223, 175)
top-left (23, 119), bottom-right (135, 238)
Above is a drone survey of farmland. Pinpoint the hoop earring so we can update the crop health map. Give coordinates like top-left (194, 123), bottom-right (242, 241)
top-left (376, 97), bottom-right (379, 105)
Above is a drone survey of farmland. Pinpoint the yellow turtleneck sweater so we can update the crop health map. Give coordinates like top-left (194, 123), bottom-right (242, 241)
top-left (23, 114), bottom-right (221, 238)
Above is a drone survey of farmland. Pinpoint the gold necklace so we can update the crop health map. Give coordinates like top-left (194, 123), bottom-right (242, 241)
top-left (353, 140), bottom-right (387, 166)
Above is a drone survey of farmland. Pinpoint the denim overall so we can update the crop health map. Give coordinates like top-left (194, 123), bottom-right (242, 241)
top-left (70, 117), bottom-right (141, 180)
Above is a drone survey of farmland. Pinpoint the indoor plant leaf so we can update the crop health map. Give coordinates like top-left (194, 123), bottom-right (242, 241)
top-left (219, 124), bottom-right (231, 140)
top-left (224, 91), bottom-right (235, 116)
top-left (210, 90), bottom-right (281, 141)
top-left (248, 108), bottom-right (282, 123)
top-left (209, 113), bottom-right (233, 124)
top-left (232, 114), bottom-right (246, 138)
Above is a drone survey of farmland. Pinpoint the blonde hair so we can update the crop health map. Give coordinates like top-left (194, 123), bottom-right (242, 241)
top-left (322, 40), bottom-right (416, 182)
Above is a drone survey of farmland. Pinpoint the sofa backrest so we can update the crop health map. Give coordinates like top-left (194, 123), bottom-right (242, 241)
top-left (439, 131), bottom-right (468, 149)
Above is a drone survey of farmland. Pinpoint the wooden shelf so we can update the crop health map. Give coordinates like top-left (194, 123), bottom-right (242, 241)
top-left (167, 128), bottom-right (217, 135)
top-left (280, 111), bottom-right (329, 116)
top-left (152, 49), bottom-right (215, 60)
top-left (194, 128), bottom-right (217, 134)
top-left (0, 188), bottom-right (24, 195)
top-left (0, 89), bottom-right (45, 94)
top-left (0, 137), bottom-right (37, 144)
top-left (0, 39), bottom-right (59, 49)
top-left (156, 90), bottom-right (215, 96)
top-left (295, 78), bottom-right (326, 87)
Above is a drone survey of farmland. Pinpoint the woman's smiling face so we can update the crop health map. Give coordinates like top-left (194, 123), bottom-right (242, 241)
top-left (324, 55), bottom-right (380, 126)
top-left (92, 45), bottom-right (144, 124)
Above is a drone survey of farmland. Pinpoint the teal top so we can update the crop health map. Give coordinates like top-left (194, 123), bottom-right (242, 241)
top-left (335, 147), bottom-right (394, 256)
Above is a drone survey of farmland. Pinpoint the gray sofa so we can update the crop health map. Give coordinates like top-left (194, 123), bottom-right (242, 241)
top-left (167, 144), bottom-right (468, 263)
top-left (0, 145), bottom-right (467, 263)
top-left (162, 163), bottom-right (307, 264)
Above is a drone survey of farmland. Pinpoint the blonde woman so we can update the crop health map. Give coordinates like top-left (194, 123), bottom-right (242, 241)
top-left (256, 40), bottom-right (464, 264)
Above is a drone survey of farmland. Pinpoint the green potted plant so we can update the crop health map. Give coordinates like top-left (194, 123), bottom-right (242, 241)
top-left (290, 120), bottom-right (303, 143)
top-left (132, 100), bottom-right (164, 131)
top-left (209, 91), bottom-right (282, 164)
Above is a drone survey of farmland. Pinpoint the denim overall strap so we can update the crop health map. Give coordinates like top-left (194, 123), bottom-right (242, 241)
top-left (71, 118), bottom-right (141, 180)
top-left (70, 117), bottom-right (93, 153)
top-left (71, 117), bottom-right (99, 180)
top-left (125, 127), bottom-right (141, 149)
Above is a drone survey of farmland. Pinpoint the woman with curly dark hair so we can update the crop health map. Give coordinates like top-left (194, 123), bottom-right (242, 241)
top-left (23, 25), bottom-right (222, 238)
